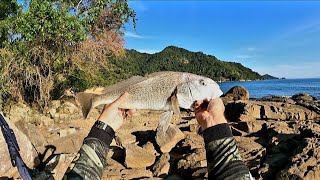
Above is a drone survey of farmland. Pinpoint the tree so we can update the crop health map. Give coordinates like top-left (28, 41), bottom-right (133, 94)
top-left (0, 0), bottom-right (136, 109)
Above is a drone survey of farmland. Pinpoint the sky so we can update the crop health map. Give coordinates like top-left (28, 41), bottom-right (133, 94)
top-left (124, 1), bottom-right (320, 79)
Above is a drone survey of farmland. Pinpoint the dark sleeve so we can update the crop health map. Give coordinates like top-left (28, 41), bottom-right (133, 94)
top-left (66, 123), bottom-right (115, 180)
top-left (203, 123), bottom-right (252, 180)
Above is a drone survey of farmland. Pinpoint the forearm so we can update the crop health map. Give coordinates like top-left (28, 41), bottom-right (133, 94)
top-left (203, 123), bottom-right (251, 180)
top-left (66, 122), bottom-right (115, 180)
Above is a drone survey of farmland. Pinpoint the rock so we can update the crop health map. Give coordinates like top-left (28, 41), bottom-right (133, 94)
top-left (156, 124), bottom-right (185, 153)
top-left (292, 93), bottom-right (316, 102)
top-left (261, 103), bottom-right (319, 121)
top-left (142, 141), bottom-right (159, 156)
top-left (165, 174), bottom-right (184, 180)
top-left (44, 153), bottom-right (77, 180)
top-left (261, 96), bottom-right (295, 104)
top-left (7, 102), bottom-right (53, 126)
top-left (124, 144), bottom-right (156, 168)
top-left (231, 121), bottom-right (266, 134)
top-left (49, 100), bottom-right (82, 120)
top-left (115, 131), bottom-right (136, 145)
top-left (278, 138), bottom-right (320, 180)
top-left (152, 153), bottom-right (170, 178)
top-left (180, 132), bottom-right (204, 150)
top-left (120, 168), bottom-right (153, 179)
top-left (177, 148), bottom-right (207, 170)
top-left (50, 133), bottom-right (85, 154)
top-left (0, 113), bottom-right (39, 177)
top-left (234, 136), bottom-right (266, 173)
top-left (239, 103), bottom-right (262, 121)
top-left (14, 121), bottom-right (47, 148)
top-left (59, 127), bottom-right (76, 138)
top-left (259, 153), bottom-right (290, 179)
top-left (107, 146), bottom-right (124, 161)
top-left (224, 101), bottom-right (247, 121)
top-left (223, 86), bottom-right (250, 101)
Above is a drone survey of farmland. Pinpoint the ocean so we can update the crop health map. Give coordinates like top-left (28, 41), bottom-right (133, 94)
top-left (218, 78), bottom-right (320, 99)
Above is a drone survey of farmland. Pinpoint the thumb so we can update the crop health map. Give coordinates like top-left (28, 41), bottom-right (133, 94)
top-left (111, 92), bottom-right (130, 108)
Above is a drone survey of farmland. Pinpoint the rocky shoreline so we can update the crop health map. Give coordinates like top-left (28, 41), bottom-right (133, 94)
top-left (1, 86), bottom-right (319, 179)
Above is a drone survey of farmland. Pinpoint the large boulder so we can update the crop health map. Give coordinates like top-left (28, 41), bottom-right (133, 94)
top-left (292, 93), bottom-right (317, 102)
top-left (155, 124), bottom-right (185, 153)
top-left (223, 86), bottom-right (250, 101)
top-left (0, 113), bottom-right (39, 178)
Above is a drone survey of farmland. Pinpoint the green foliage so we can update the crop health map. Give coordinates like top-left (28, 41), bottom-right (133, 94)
top-left (106, 46), bottom-right (262, 83)
top-left (0, 0), bottom-right (136, 110)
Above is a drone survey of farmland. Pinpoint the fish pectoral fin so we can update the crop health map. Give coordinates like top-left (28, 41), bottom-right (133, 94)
top-left (158, 111), bottom-right (173, 133)
top-left (171, 94), bottom-right (181, 120)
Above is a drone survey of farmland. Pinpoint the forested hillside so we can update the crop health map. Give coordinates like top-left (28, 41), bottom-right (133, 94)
top-left (107, 46), bottom-right (262, 84)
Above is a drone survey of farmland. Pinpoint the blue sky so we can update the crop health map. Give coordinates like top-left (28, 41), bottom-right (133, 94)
top-left (124, 1), bottom-right (320, 78)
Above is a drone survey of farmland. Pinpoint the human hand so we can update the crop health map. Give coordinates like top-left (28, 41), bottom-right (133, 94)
top-left (97, 92), bottom-right (135, 131)
top-left (194, 98), bottom-right (227, 130)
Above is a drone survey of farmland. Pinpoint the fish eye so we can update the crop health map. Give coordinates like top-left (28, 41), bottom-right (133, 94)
top-left (199, 79), bottom-right (206, 86)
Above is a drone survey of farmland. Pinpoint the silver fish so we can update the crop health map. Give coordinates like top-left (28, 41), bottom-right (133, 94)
top-left (76, 71), bottom-right (223, 132)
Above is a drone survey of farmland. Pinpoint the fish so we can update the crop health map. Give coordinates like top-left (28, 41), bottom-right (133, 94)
top-left (76, 71), bottom-right (223, 132)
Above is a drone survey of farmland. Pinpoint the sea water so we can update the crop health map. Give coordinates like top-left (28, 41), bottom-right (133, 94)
top-left (219, 78), bottom-right (320, 99)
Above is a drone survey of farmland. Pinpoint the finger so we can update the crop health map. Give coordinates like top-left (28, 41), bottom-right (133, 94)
top-left (127, 109), bottom-right (136, 117)
top-left (111, 92), bottom-right (130, 108)
top-left (194, 100), bottom-right (203, 108)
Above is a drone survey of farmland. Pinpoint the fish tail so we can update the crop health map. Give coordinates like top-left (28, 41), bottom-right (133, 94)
top-left (76, 92), bottom-right (96, 119)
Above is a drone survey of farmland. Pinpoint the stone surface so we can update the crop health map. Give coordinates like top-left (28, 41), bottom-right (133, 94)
top-left (223, 86), bottom-right (250, 101)
top-left (292, 93), bottom-right (316, 102)
top-left (120, 168), bottom-right (153, 179)
top-left (155, 124), bottom-right (185, 153)
top-left (152, 153), bottom-right (170, 177)
top-left (44, 153), bottom-right (77, 180)
top-left (124, 144), bottom-right (156, 168)
top-left (0, 113), bottom-right (39, 177)
top-left (14, 121), bottom-right (47, 148)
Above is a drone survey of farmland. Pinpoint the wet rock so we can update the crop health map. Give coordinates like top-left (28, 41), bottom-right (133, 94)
top-left (261, 96), bottom-right (295, 104)
top-left (292, 93), bottom-right (317, 102)
top-left (124, 144), bottom-right (156, 168)
top-left (223, 86), bottom-right (250, 101)
top-left (156, 124), bottom-right (185, 153)
top-left (152, 153), bottom-right (170, 178)
top-left (0, 114), bottom-right (39, 177)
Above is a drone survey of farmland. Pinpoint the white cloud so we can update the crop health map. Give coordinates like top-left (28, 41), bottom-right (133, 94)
top-left (254, 62), bottom-right (320, 78)
top-left (136, 49), bottom-right (161, 54)
top-left (124, 31), bottom-right (146, 39)
top-left (247, 47), bottom-right (256, 51)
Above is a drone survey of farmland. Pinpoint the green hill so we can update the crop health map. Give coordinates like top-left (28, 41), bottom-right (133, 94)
top-left (262, 74), bottom-right (279, 80)
top-left (108, 46), bottom-right (262, 82)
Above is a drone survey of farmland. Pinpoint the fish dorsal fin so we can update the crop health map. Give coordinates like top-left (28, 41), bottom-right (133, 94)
top-left (102, 76), bottom-right (146, 93)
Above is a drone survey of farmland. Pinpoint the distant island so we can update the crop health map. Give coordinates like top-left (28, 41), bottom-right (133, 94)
top-left (110, 46), bottom-right (262, 82)
top-left (261, 74), bottom-right (279, 80)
